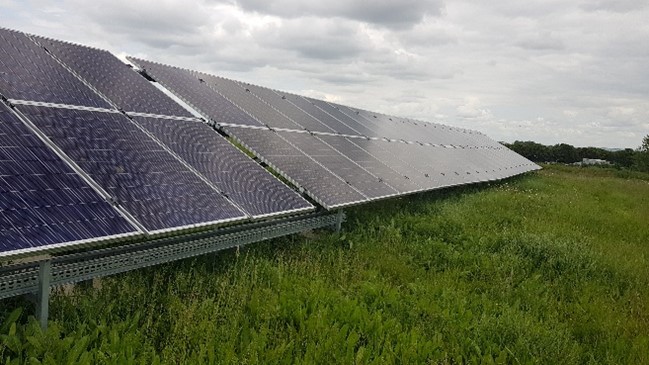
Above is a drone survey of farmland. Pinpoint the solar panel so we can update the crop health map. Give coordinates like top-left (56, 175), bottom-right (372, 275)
top-left (349, 138), bottom-right (457, 189)
top-left (285, 96), bottom-right (364, 136)
top-left (0, 103), bottom-right (139, 255)
top-left (132, 116), bottom-right (313, 217)
top-left (0, 28), bottom-right (111, 108)
top-left (223, 126), bottom-right (367, 209)
top-left (241, 84), bottom-right (335, 133)
top-left (34, 36), bottom-right (194, 118)
top-left (277, 131), bottom-right (398, 199)
top-left (126, 56), bottom-right (539, 207)
top-left (335, 137), bottom-right (435, 188)
top-left (316, 135), bottom-right (424, 193)
top-left (16, 105), bottom-right (247, 233)
top-left (197, 73), bottom-right (303, 130)
top-left (127, 57), bottom-right (264, 127)
top-left (306, 98), bottom-right (382, 138)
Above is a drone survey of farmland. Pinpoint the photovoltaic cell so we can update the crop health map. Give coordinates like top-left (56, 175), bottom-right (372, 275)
top-left (198, 74), bottom-right (303, 130)
top-left (316, 135), bottom-right (423, 194)
top-left (284, 95), bottom-right (362, 136)
top-left (278, 131), bottom-right (398, 199)
top-left (224, 126), bottom-right (367, 209)
top-left (127, 54), bottom-right (539, 208)
top-left (242, 84), bottom-right (334, 133)
top-left (17, 105), bottom-right (246, 232)
top-left (132, 116), bottom-right (313, 217)
top-left (127, 57), bottom-right (264, 127)
top-left (34, 36), bottom-right (194, 118)
top-left (0, 103), bottom-right (138, 255)
top-left (307, 98), bottom-right (381, 138)
top-left (0, 28), bottom-right (111, 108)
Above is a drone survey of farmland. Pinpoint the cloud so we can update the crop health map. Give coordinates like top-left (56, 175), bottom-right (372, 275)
top-left (0, 0), bottom-right (647, 148)
top-left (254, 17), bottom-right (373, 60)
top-left (515, 32), bottom-right (564, 51)
top-left (581, 0), bottom-right (648, 13)
top-left (233, 0), bottom-right (444, 28)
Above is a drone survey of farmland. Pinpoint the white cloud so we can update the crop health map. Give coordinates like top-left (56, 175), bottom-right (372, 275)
top-left (0, 0), bottom-right (647, 148)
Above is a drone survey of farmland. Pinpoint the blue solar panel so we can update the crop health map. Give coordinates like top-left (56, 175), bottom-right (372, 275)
top-left (132, 116), bottom-right (313, 217)
top-left (127, 57), bottom-right (264, 127)
top-left (0, 103), bottom-right (138, 255)
top-left (34, 36), bottom-right (194, 118)
top-left (0, 28), bottom-right (111, 108)
top-left (17, 105), bottom-right (247, 232)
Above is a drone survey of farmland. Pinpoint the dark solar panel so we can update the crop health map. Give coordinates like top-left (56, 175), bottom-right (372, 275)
top-left (127, 57), bottom-right (264, 127)
top-left (132, 117), bottom-right (313, 217)
top-left (316, 135), bottom-right (423, 194)
top-left (0, 28), bottom-right (111, 108)
top-left (346, 138), bottom-right (441, 189)
top-left (385, 142), bottom-right (470, 187)
top-left (17, 105), bottom-right (246, 232)
top-left (197, 74), bottom-right (303, 130)
top-left (34, 36), bottom-right (193, 118)
top-left (242, 84), bottom-right (334, 133)
top-left (283, 95), bottom-right (361, 136)
top-left (0, 103), bottom-right (138, 255)
top-left (278, 131), bottom-right (398, 199)
top-left (125, 56), bottom-right (539, 205)
top-left (307, 98), bottom-right (381, 138)
top-left (224, 126), bottom-right (367, 209)
top-left (327, 102), bottom-right (398, 138)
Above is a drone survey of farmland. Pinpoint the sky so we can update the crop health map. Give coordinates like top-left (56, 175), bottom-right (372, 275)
top-left (1, 0), bottom-right (648, 148)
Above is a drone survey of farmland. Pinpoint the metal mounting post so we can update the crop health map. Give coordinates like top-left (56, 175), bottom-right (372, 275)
top-left (35, 260), bottom-right (51, 330)
top-left (333, 209), bottom-right (345, 232)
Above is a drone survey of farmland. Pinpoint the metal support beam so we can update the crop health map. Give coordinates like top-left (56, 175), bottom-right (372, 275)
top-left (1, 212), bottom-right (339, 309)
top-left (35, 260), bottom-right (51, 330)
top-left (332, 210), bottom-right (345, 232)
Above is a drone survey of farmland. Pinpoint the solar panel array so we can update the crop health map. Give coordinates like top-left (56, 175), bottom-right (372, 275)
top-left (0, 27), bottom-right (538, 257)
top-left (0, 28), bottom-right (313, 256)
top-left (128, 57), bottom-right (539, 209)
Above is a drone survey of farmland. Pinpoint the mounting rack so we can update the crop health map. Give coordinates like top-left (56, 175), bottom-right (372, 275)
top-left (0, 210), bottom-right (345, 329)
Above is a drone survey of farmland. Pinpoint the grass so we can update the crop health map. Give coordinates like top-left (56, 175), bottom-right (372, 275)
top-left (1, 165), bottom-right (648, 364)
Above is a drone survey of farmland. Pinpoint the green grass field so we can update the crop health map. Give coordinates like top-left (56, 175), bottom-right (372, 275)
top-left (1, 165), bottom-right (648, 364)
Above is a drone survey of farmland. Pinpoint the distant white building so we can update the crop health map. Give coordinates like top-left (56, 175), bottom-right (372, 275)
top-left (581, 158), bottom-right (611, 166)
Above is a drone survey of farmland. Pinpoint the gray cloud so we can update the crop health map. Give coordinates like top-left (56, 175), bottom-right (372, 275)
top-left (515, 32), bottom-right (564, 51)
top-left (581, 0), bottom-right (648, 13)
top-left (253, 18), bottom-right (373, 60)
top-left (233, 0), bottom-right (444, 28)
top-left (0, 0), bottom-right (647, 148)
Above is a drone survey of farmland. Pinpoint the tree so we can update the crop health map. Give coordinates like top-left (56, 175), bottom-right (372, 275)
top-left (635, 135), bottom-right (649, 172)
top-left (610, 149), bottom-right (636, 168)
top-left (551, 143), bottom-right (580, 163)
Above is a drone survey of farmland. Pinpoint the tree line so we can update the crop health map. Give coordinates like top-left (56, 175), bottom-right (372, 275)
top-left (501, 135), bottom-right (649, 172)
